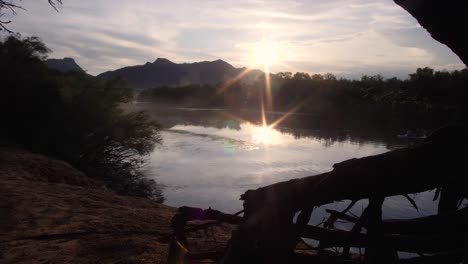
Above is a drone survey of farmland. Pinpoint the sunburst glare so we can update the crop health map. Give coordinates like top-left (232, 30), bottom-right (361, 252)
top-left (252, 124), bottom-right (281, 145)
top-left (219, 36), bottom-right (301, 146)
top-left (249, 38), bottom-right (281, 69)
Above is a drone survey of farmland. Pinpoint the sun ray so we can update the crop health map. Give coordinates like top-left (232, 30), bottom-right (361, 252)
top-left (216, 68), bottom-right (252, 95)
top-left (268, 101), bottom-right (305, 129)
top-left (259, 90), bottom-right (267, 127)
top-left (264, 66), bottom-right (273, 112)
top-left (216, 35), bottom-right (300, 146)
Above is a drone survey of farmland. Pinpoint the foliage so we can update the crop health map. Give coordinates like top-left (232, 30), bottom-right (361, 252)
top-left (141, 66), bottom-right (468, 122)
top-left (0, 35), bottom-right (163, 202)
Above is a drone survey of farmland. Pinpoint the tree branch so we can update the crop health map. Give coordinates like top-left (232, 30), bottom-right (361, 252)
top-left (0, 0), bottom-right (62, 32)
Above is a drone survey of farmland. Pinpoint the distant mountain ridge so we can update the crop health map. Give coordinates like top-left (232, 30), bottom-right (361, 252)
top-left (46, 57), bottom-right (83, 73)
top-left (97, 58), bottom-right (264, 89)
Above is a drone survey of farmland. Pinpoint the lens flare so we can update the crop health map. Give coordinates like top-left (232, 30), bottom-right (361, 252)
top-left (218, 36), bottom-right (303, 147)
top-left (216, 68), bottom-right (252, 95)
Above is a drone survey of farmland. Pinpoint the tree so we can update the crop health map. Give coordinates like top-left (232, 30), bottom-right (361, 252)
top-left (0, 35), bottom-right (164, 201)
top-left (276, 72), bottom-right (292, 80)
top-left (293, 72), bottom-right (311, 80)
top-left (0, 0), bottom-right (62, 32)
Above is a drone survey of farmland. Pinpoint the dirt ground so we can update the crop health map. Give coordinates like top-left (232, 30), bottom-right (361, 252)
top-left (0, 148), bottom-right (232, 264)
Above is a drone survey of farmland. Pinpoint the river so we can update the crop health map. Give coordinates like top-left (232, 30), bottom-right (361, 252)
top-left (129, 102), bottom-right (439, 223)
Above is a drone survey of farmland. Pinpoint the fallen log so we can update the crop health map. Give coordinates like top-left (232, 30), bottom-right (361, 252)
top-left (325, 209), bottom-right (359, 225)
top-left (168, 204), bottom-right (468, 263)
top-left (241, 125), bottom-right (467, 212)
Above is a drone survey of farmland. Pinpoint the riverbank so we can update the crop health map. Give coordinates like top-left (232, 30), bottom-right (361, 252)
top-left (0, 148), bottom-right (232, 264)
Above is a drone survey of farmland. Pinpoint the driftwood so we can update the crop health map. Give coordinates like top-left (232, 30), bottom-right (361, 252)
top-left (168, 206), bottom-right (468, 263)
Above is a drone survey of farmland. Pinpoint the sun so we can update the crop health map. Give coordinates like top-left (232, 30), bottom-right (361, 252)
top-left (249, 39), bottom-right (280, 69)
top-left (252, 124), bottom-right (281, 145)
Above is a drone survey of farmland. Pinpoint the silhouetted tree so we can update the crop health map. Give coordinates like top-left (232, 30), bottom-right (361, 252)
top-left (0, 35), bottom-right (164, 201)
top-left (141, 66), bottom-right (468, 127)
top-left (276, 72), bottom-right (293, 80)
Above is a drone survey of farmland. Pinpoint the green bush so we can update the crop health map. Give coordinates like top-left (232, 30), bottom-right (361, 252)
top-left (0, 35), bottom-right (163, 202)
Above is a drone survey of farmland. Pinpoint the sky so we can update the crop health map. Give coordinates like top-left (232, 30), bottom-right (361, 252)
top-left (3, 0), bottom-right (465, 78)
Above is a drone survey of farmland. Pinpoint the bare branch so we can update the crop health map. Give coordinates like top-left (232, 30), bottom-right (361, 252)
top-left (48, 0), bottom-right (62, 11)
top-left (0, 19), bottom-right (12, 33)
top-left (403, 194), bottom-right (419, 211)
top-left (0, 0), bottom-right (62, 32)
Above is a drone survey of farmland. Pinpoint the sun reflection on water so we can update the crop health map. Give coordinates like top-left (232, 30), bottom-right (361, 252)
top-left (252, 124), bottom-right (282, 145)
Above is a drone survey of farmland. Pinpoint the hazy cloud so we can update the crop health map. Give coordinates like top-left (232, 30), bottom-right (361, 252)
top-left (2, 0), bottom-right (464, 76)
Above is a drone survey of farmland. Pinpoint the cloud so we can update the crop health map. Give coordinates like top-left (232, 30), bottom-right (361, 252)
top-left (375, 26), bottom-right (463, 65)
top-left (2, 0), bottom-right (464, 76)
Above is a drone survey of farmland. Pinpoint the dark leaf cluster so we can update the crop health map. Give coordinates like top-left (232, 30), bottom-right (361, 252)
top-left (0, 35), bottom-right (163, 202)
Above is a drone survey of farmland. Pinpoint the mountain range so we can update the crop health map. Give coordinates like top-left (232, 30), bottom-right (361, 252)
top-left (46, 57), bottom-right (264, 89)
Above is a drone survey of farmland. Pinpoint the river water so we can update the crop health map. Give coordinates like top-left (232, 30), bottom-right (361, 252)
top-left (130, 103), bottom-right (439, 223)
